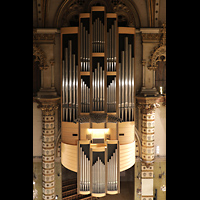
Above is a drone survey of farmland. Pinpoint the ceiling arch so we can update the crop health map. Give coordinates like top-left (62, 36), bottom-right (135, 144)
top-left (54, 0), bottom-right (141, 28)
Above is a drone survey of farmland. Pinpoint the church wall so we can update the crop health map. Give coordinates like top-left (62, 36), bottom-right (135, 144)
top-left (54, 33), bottom-right (61, 96)
top-left (133, 0), bottom-right (148, 27)
top-left (45, 0), bottom-right (63, 28)
top-left (135, 32), bottom-right (143, 94)
top-left (159, 0), bottom-right (166, 26)
top-left (155, 105), bottom-right (166, 156)
top-left (33, 0), bottom-right (37, 27)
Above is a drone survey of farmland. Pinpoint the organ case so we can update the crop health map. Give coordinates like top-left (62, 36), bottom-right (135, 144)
top-left (61, 6), bottom-right (135, 198)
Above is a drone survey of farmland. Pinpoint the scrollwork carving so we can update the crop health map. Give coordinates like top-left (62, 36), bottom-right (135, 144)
top-left (33, 44), bottom-right (49, 70)
top-left (147, 23), bottom-right (166, 71)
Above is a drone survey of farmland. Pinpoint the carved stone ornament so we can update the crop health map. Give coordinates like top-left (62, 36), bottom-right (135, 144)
top-left (38, 104), bottom-right (59, 116)
top-left (148, 23), bottom-right (166, 71)
top-left (54, 0), bottom-right (140, 28)
top-left (33, 33), bottom-right (55, 44)
top-left (136, 96), bottom-right (161, 112)
top-left (33, 44), bottom-right (49, 70)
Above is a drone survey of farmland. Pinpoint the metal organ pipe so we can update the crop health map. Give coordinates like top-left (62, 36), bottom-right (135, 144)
top-left (93, 62), bottom-right (104, 111)
top-left (107, 20), bottom-right (116, 71)
top-left (80, 147), bottom-right (90, 192)
top-left (119, 37), bottom-right (134, 121)
top-left (107, 77), bottom-right (116, 112)
top-left (92, 18), bottom-right (104, 53)
top-left (81, 78), bottom-right (90, 112)
top-left (80, 22), bottom-right (90, 71)
top-left (62, 40), bottom-right (78, 122)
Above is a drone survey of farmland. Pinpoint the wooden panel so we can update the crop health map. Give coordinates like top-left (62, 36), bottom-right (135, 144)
top-left (92, 53), bottom-right (105, 57)
top-left (91, 6), bottom-right (105, 11)
top-left (118, 27), bottom-right (135, 34)
top-left (80, 123), bottom-right (90, 140)
top-left (60, 27), bottom-right (78, 34)
top-left (92, 123), bottom-right (105, 128)
top-left (79, 13), bottom-right (90, 18)
top-left (61, 142), bottom-right (77, 172)
top-left (80, 72), bottom-right (90, 76)
top-left (107, 71), bottom-right (116, 76)
top-left (119, 141), bottom-right (135, 172)
top-left (62, 122), bottom-right (78, 145)
top-left (107, 123), bottom-right (116, 140)
top-left (107, 13), bottom-right (117, 18)
top-left (118, 122), bottom-right (134, 144)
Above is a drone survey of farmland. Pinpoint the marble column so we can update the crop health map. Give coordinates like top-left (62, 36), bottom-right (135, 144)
top-left (37, 98), bottom-right (59, 200)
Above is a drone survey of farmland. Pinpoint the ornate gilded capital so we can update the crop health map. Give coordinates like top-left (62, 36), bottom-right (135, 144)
top-left (34, 97), bottom-right (60, 115)
top-left (136, 96), bottom-right (161, 112)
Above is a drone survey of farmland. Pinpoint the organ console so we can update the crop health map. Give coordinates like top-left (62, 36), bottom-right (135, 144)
top-left (61, 6), bottom-right (135, 198)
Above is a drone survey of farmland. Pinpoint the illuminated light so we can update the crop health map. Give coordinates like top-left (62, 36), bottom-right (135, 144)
top-left (87, 128), bottom-right (109, 138)
top-left (156, 145), bottom-right (160, 156)
top-left (87, 128), bottom-right (109, 134)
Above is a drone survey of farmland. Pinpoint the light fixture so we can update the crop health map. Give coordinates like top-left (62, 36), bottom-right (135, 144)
top-left (87, 128), bottom-right (109, 139)
top-left (156, 145), bottom-right (160, 157)
top-left (160, 86), bottom-right (163, 94)
top-left (87, 128), bottom-right (109, 134)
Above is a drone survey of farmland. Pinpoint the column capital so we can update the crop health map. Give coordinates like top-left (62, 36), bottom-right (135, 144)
top-left (136, 96), bottom-right (161, 112)
top-left (34, 97), bottom-right (60, 115)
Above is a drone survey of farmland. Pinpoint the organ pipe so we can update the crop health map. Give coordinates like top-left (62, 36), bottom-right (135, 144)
top-left (107, 77), bottom-right (116, 112)
top-left (92, 157), bottom-right (105, 194)
top-left (107, 20), bottom-right (117, 71)
top-left (81, 78), bottom-right (90, 112)
top-left (62, 40), bottom-right (78, 122)
top-left (119, 37), bottom-right (134, 121)
top-left (80, 22), bottom-right (90, 71)
top-left (92, 62), bottom-right (104, 111)
top-left (92, 18), bottom-right (104, 53)
top-left (80, 147), bottom-right (90, 192)
top-left (107, 149), bottom-right (118, 191)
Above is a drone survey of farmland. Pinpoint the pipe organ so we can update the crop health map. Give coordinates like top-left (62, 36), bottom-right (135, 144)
top-left (61, 6), bottom-right (135, 198)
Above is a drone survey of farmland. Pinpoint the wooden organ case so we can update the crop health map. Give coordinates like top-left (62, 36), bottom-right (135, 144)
top-left (61, 6), bottom-right (135, 198)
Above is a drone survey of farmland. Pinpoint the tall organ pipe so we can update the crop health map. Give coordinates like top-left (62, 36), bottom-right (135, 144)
top-left (119, 37), bottom-right (134, 121)
top-left (62, 60), bottom-right (65, 121)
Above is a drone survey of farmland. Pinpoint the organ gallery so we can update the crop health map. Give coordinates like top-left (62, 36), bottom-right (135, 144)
top-left (33, 1), bottom-right (166, 200)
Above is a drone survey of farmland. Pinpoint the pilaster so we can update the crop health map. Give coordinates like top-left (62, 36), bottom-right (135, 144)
top-left (34, 97), bottom-right (60, 200)
top-left (136, 95), bottom-right (160, 200)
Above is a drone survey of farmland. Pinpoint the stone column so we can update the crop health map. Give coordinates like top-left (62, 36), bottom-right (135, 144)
top-left (136, 96), bottom-right (160, 200)
top-left (37, 98), bottom-right (59, 200)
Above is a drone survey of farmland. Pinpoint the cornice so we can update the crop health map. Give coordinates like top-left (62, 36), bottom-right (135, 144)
top-left (33, 29), bottom-right (58, 44)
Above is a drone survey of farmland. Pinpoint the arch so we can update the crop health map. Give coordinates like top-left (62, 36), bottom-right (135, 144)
top-left (54, 0), bottom-right (141, 28)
